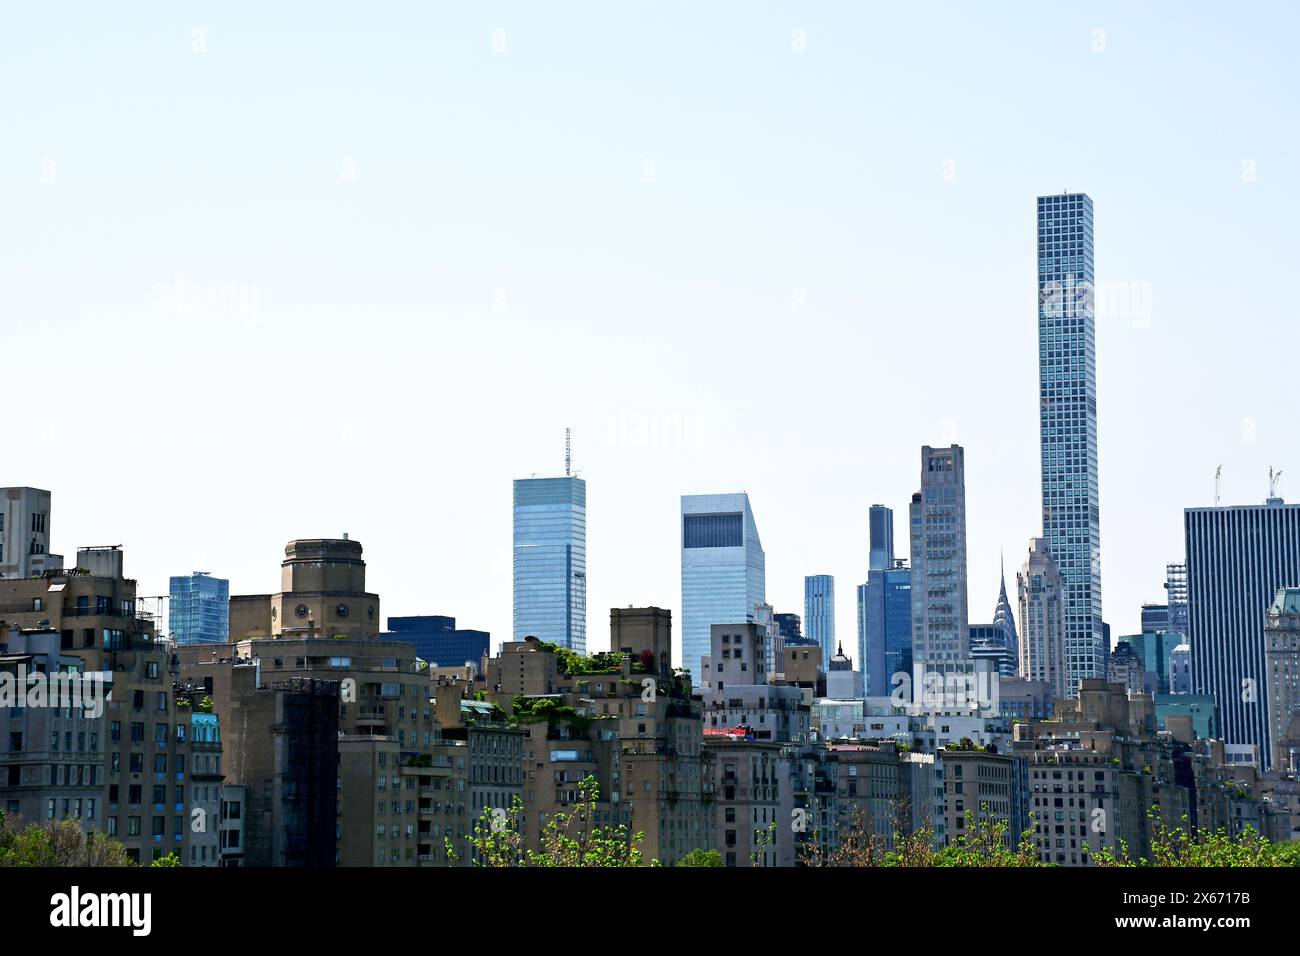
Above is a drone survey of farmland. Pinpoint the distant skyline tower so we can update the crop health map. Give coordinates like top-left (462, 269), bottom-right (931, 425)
top-left (1186, 497), bottom-right (1300, 770)
top-left (804, 574), bottom-right (836, 668)
top-left (681, 492), bottom-right (765, 680)
top-left (1165, 562), bottom-right (1189, 635)
top-left (513, 437), bottom-right (587, 652)
top-left (169, 571), bottom-right (230, 645)
top-left (969, 557), bottom-right (1020, 678)
top-left (1037, 191), bottom-right (1103, 698)
top-left (869, 504), bottom-right (895, 572)
top-left (993, 556), bottom-right (1019, 651)
top-left (1018, 537), bottom-right (1068, 701)
top-left (909, 445), bottom-right (970, 669)
top-left (859, 558), bottom-right (913, 697)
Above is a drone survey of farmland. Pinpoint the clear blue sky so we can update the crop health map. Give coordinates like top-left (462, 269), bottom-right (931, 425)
top-left (3, 2), bottom-right (1297, 654)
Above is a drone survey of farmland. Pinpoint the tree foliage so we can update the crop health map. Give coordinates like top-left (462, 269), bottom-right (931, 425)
top-left (1095, 808), bottom-right (1298, 867)
top-left (454, 776), bottom-right (645, 867)
top-left (0, 811), bottom-right (134, 867)
top-left (676, 848), bottom-right (723, 867)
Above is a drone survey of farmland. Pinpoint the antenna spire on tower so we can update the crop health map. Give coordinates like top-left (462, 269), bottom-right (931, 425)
top-left (1215, 465), bottom-right (1222, 506)
top-left (565, 427), bottom-right (572, 477)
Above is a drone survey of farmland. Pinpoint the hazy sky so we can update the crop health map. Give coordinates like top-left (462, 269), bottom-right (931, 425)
top-left (4, 2), bottom-right (1298, 658)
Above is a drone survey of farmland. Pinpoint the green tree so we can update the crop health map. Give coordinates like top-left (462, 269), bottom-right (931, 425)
top-left (676, 848), bottom-right (723, 867)
top-left (458, 776), bottom-right (645, 867)
top-left (1095, 807), bottom-right (1297, 867)
top-left (0, 812), bottom-right (134, 867)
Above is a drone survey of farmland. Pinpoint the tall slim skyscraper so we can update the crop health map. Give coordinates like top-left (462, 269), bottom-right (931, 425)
top-left (1186, 498), bottom-right (1300, 770)
top-left (680, 493), bottom-right (765, 680)
top-left (804, 574), bottom-right (836, 668)
top-left (869, 504), bottom-right (894, 572)
top-left (1037, 192), bottom-right (1103, 698)
top-left (513, 474), bottom-right (587, 652)
top-left (910, 445), bottom-right (970, 668)
top-left (169, 571), bottom-right (231, 645)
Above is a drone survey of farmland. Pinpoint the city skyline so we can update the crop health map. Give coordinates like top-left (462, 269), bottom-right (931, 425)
top-left (5, 4), bottom-right (1298, 655)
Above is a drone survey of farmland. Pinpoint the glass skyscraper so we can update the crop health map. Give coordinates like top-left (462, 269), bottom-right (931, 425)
top-left (804, 574), bottom-right (836, 668)
top-left (168, 571), bottom-right (230, 645)
top-left (1186, 498), bottom-right (1300, 770)
top-left (680, 493), bottom-right (765, 681)
top-left (1037, 192), bottom-right (1103, 697)
top-left (859, 561), bottom-right (913, 697)
top-left (513, 476), bottom-right (587, 652)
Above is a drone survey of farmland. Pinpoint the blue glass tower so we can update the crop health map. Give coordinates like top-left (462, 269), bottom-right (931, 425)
top-left (513, 476), bottom-right (587, 652)
top-left (859, 562), bottom-right (913, 697)
top-left (681, 493), bottom-right (765, 681)
top-left (169, 571), bottom-right (230, 645)
top-left (1037, 192), bottom-right (1103, 697)
top-left (804, 574), bottom-right (836, 668)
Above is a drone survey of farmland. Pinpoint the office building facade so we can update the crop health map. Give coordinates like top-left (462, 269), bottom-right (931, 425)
top-left (1186, 500), bottom-right (1300, 770)
top-left (804, 574), bottom-right (836, 668)
top-left (859, 561), bottom-right (913, 698)
top-left (382, 615), bottom-right (490, 673)
top-left (909, 445), bottom-right (970, 668)
top-left (169, 571), bottom-right (230, 645)
top-left (513, 476), bottom-right (586, 652)
top-left (1037, 192), bottom-right (1103, 697)
top-left (680, 493), bottom-right (765, 680)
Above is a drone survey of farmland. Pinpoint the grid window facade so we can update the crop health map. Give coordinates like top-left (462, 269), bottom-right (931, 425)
top-left (1037, 193), bottom-right (1102, 697)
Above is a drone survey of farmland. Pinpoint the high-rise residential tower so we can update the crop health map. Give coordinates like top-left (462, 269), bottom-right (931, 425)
top-left (909, 445), bottom-right (970, 668)
top-left (680, 493), bottom-right (765, 680)
top-left (1037, 192), bottom-right (1103, 698)
top-left (1018, 537), bottom-right (1068, 701)
top-left (1186, 497), bottom-right (1300, 770)
top-left (513, 473), bottom-right (587, 652)
top-left (804, 574), bottom-right (836, 668)
top-left (169, 571), bottom-right (231, 645)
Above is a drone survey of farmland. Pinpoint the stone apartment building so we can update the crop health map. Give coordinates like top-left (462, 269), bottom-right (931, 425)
top-left (0, 546), bottom-right (209, 864)
top-left (1014, 679), bottom-right (1189, 866)
top-left (940, 748), bottom-right (1016, 850)
top-left (179, 537), bottom-right (439, 867)
top-left (177, 661), bottom-right (337, 866)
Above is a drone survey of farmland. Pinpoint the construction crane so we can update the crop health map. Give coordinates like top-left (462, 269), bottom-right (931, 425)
top-left (1270, 466), bottom-right (1284, 499)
